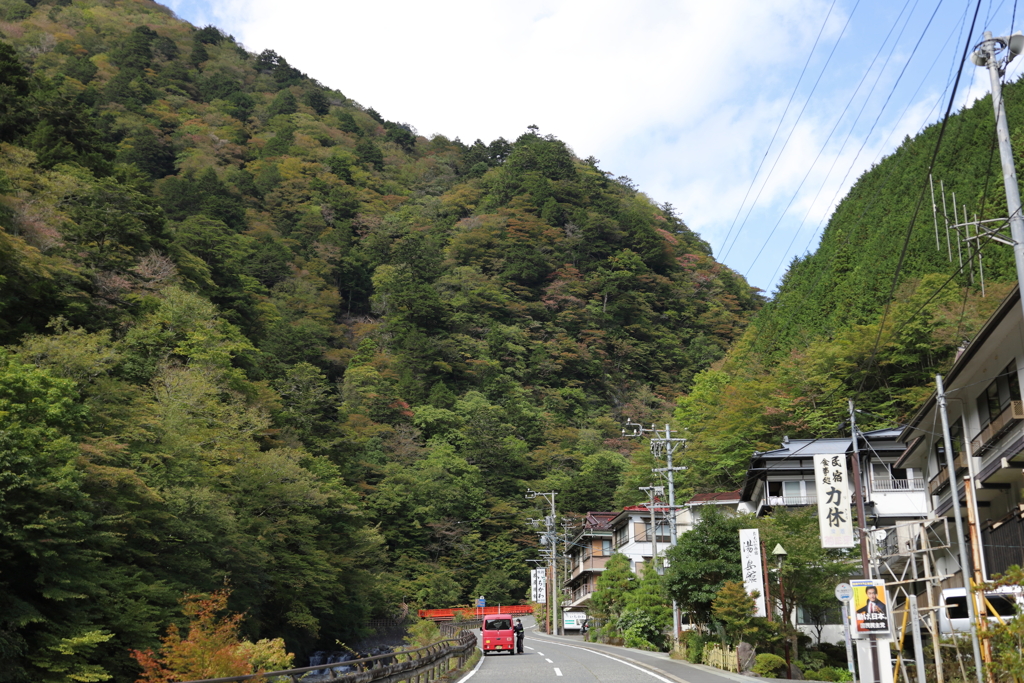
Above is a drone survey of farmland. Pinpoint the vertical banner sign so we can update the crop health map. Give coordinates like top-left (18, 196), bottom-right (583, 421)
top-left (814, 454), bottom-right (855, 548)
top-left (531, 568), bottom-right (547, 603)
top-left (851, 579), bottom-right (891, 638)
top-left (739, 529), bottom-right (767, 617)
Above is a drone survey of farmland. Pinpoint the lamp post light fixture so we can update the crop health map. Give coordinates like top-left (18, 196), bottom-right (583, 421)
top-left (971, 31), bottom-right (1024, 322)
top-left (773, 544), bottom-right (790, 680)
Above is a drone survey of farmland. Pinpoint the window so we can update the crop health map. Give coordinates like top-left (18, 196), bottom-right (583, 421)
top-left (797, 605), bottom-right (842, 625)
top-left (945, 594), bottom-right (1018, 619)
top-left (601, 539), bottom-right (612, 556)
top-left (613, 524), bottom-right (629, 548)
top-left (643, 519), bottom-right (671, 544)
top-left (767, 480), bottom-right (813, 504)
top-left (935, 418), bottom-right (963, 467)
top-left (485, 619), bottom-right (511, 631)
top-left (976, 362), bottom-right (1021, 428)
top-left (872, 463), bottom-right (908, 480)
top-left (783, 480), bottom-right (810, 502)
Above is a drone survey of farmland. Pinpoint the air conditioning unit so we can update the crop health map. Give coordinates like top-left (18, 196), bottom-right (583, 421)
top-left (1012, 400), bottom-right (1024, 419)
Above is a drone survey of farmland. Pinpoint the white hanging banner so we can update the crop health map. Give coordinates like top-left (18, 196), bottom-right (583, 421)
top-left (531, 567), bottom-right (547, 603)
top-left (814, 454), bottom-right (856, 548)
top-left (739, 528), bottom-right (767, 617)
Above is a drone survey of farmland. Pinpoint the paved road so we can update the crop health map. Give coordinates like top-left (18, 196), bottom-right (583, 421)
top-left (462, 618), bottom-right (755, 683)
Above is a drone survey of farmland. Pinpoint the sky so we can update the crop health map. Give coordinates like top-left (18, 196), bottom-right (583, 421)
top-left (161, 0), bottom-right (1024, 295)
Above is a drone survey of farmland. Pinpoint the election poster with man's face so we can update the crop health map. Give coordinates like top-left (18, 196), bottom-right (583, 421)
top-left (852, 579), bottom-right (890, 638)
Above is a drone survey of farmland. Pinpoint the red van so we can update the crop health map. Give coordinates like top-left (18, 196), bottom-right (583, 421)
top-left (481, 614), bottom-right (516, 655)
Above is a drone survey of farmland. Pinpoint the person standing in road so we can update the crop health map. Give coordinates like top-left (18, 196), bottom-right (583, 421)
top-left (513, 618), bottom-right (524, 654)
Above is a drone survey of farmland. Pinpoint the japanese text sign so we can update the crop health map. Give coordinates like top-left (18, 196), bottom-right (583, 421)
top-left (814, 454), bottom-right (855, 548)
top-left (739, 528), bottom-right (767, 617)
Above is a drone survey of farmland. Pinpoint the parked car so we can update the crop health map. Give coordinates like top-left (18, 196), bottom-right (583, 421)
top-left (938, 586), bottom-right (1022, 633)
top-left (481, 614), bottom-right (516, 655)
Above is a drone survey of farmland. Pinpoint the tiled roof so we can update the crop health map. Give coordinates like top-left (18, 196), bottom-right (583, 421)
top-left (584, 512), bottom-right (617, 529)
top-left (686, 491), bottom-right (741, 503)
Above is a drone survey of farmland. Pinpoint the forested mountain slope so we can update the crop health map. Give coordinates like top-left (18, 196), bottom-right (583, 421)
top-left (678, 75), bottom-right (1024, 491)
top-left (0, 0), bottom-right (759, 679)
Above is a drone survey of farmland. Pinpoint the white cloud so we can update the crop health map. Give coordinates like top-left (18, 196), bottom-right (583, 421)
top-left (163, 0), bottom-right (1000, 292)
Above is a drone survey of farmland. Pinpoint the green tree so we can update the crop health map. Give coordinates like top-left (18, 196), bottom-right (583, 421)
top-left (712, 581), bottom-right (758, 646)
top-left (589, 553), bottom-right (636, 637)
top-left (664, 506), bottom-right (748, 627)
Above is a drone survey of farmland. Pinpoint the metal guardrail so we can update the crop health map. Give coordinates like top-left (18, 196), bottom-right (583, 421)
top-left (176, 629), bottom-right (477, 683)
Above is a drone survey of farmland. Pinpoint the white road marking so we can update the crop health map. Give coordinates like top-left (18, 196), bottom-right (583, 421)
top-left (454, 648), bottom-right (486, 683)
top-left (546, 658), bottom-right (553, 663)
top-left (533, 639), bottom-right (676, 683)
top-left (537, 652), bottom-right (545, 656)
top-left (555, 668), bottom-right (563, 676)
top-left (526, 646), bottom-right (536, 651)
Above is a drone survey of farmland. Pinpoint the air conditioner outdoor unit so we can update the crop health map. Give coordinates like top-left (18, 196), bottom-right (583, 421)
top-left (1012, 400), bottom-right (1024, 420)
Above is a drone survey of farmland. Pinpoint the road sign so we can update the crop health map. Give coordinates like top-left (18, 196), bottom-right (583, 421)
top-left (477, 596), bottom-right (486, 608)
top-left (835, 582), bottom-right (854, 602)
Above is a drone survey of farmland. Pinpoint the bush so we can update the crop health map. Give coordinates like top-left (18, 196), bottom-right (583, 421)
top-left (753, 653), bottom-right (787, 678)
top-left (798, 651), bottom-right (828, 672)
top-left (687, 630), bottom-right (708, 664)
top-left (404, 619), bottom-right (442, 648)
top-left (807, 666), bottom-right (853, 682)
top-left (619, 610), bottom-right (665, 651)
top-left (816, 643), bottom-right (849, 668)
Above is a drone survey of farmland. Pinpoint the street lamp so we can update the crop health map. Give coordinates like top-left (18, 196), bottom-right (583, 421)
top-left (961, 35), bottom-right (1023, 683)
top-left (773, 544), bottom-right (790, 680)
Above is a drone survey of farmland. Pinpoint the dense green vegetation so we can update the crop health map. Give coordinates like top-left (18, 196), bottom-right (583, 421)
top-left (0, 0), bottom-right (759, 679)
top-left (678, 75), bottom-right (1024, 491)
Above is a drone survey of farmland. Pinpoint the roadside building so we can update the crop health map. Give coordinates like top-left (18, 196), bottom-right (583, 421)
top-left (897, 285), bottom-right (1024, 584)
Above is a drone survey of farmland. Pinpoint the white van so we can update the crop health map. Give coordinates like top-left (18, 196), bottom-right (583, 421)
top-left (938, 587), bottom-right (1022, 633)
top-left (562, 611), bottom-right (587, 632)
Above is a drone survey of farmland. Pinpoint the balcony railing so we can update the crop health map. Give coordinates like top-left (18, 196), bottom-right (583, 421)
top-left (970, 400), bottom-right (1024, 456)
top-left (577, 547), bottom-right (612, 564)
top-left (567, 582), bottom-right (596, 602)
top-left (767, 494), bottom-right (817, 506)
top-left (928, 452), bottom-right (967, 496)
top-left (871, 477), bottom-right (925, 492)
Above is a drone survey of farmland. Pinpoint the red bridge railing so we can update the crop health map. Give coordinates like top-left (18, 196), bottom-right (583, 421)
top-left (418, 605), bottom-right (533, 621)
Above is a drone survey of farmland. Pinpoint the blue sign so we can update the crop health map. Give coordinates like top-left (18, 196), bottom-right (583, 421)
top-left (477, 596), bottom-right (486, 608)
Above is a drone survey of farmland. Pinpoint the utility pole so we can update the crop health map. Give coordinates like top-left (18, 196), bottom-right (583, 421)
top-left (971, 31), bottom-right (1024, 317)
top-left (639, 485), bottom-right (664, 563)
top-left (848, 399), bottom-right (877, 683)
top-left (527, 489), bottom-right (560, 635)
top-left (623, 421), bottom-right (686, 641)
top-left (936, 376), bottom-right (984, 683)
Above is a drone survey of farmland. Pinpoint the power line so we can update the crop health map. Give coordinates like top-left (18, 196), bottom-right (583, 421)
top-left (855, 0), bottom-right (985, 399)
top-left (713, 0), bottom-right (842, 260)
top-left (759, 0), bottom-right (962, 294)
top-left (744, 0), bottom-right (944, 281)
top-left (721, 0), bottom-right (862, 263)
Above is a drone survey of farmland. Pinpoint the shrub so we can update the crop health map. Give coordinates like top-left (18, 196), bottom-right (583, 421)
top-left (799, 651), bottom-right (828, 672)
top-left (816, 643), bottom-right (849, 668)
top-left (687, 630), bottom-right (707, 664)
top-left (619, 610), bottom-right (665, 651)
top-left (404, 619), bottom-right (442, 648)
top-left (753, 653), bottom-right (787, 678)
top-left (808, 666), bottom-right (853, 682)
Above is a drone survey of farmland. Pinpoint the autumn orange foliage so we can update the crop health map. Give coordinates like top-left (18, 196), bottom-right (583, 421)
top-left (132, 590), bottom-right (252, 682)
